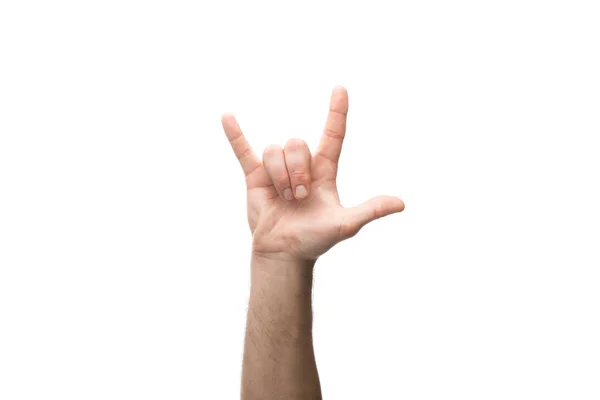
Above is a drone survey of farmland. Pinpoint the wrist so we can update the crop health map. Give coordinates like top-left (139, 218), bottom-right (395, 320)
top-left (250, 251), bottom-right (315, 282)
top-left (251, 250), bottom-right (315, 269)
top-left (251, 234), bottom-right (320, 266)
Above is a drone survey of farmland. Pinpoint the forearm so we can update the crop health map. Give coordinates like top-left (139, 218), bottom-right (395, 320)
top-left (241, 253), bottom-right (322, 400)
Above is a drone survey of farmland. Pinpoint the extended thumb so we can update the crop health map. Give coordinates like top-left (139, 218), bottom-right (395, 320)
top-left (341, 195), bottom-right (405, 238)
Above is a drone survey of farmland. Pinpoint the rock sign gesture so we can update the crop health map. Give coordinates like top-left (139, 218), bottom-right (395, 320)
top-left (221, 86), bottom-right (405, 262)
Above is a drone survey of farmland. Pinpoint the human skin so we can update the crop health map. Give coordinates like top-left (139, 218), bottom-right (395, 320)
top-left (221, 86), bottom-right (405, 399)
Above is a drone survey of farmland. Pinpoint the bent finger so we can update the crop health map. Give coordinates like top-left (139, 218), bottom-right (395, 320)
top-left (263, 144), bottom-right (293, 201)
top-left (284, 138), bottom-right (311, 200)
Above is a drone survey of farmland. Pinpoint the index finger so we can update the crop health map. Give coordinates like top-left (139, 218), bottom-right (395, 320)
top-left (221, 113), bottom-right (261, 176)
top-left (316, 86), bottom-right (349, 165)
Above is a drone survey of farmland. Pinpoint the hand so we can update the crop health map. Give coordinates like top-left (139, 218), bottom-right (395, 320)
top-left (221, 86), bottom-right (405, 262)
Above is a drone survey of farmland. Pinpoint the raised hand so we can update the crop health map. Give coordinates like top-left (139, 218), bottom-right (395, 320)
top-left (221, 86), bottom-right (405, 262)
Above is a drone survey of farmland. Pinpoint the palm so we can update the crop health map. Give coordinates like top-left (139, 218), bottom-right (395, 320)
top-left (222, 87), bottom-right (404, 261)
top-left (246, 168), bottom-right (342, 260)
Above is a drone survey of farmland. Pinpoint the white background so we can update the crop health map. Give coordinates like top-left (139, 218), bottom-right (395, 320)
top-left (1, 1), bottom-right (599, 399)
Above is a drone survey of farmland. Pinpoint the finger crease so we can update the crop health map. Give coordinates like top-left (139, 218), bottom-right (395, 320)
top-left (329, 109), bottom-right (348, 117)
top-left (323, 128), bottom-right (345, 139)
top-left (245, 163), bottom-right (262, 177)
top-left (237, 147), bottom-right (253, 160)
top-left (229, 134), bottom-right (244, 144)
top-left (315, 152), bottom-right (338, 164)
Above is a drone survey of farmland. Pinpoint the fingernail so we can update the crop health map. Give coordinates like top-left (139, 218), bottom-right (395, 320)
top-left (295, 185), bottom-right (308, 199)
top-left (283, 188), bottom-right (293, 201)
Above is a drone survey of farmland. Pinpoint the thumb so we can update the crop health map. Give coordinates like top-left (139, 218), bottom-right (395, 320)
top-left (340, 195), bottom-right (405, 239)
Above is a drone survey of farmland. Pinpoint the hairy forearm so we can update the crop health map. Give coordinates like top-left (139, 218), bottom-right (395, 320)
top-left (241, 253), bottom-right (322, 400)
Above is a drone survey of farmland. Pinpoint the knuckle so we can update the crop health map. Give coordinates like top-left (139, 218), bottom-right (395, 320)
top-left (288, 169), bottom-right (307, 181)
top-left (285, 138), bottom-right (307, 151)
top-left (263, 144), bottom-right (281, 158)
